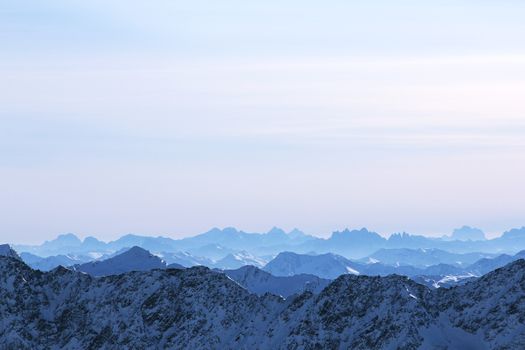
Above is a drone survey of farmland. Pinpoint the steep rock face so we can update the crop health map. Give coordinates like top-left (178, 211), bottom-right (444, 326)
top-left (1, 256), bottom-right (525, 349)
top-left (437, 260), bottom-right (525, 349)
top-left (276, 275), bottom-right (436, 350)
top-left (0, 257), bottom-right (283, 349)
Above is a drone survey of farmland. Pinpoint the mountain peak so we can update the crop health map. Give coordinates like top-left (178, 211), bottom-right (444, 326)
top-left (330, 228), bottom-right (384, 243)
top-left (267, 227), bottom-right (286, 236)
top-left (484, 258), bottom-right (525, 277)
top-left (0, 244), bottom-right (21, 261)
top-left (206, 227), bottom-right (239, 235)
top-left (223, 227), bottom-right (239, 233)
top-left (117, 233), bottom-right (143, 240)
top-left (122, 246), bottom-right (153, 257)
top-left (83, 236), bottom-right (103, 244)
top-left (214, 250), bottom-right (267, 269)
top-left (49, 264), bottom-right (74, 275)
top-left (44, 233), bottom-right (82, 247)
top-left (335, 227), bottom-right (371, 235)
top-left (501, 227), bottom-right (525, 239)
top-left (288, 228), bottom-right (301, 234)
top-left (264, 251), bottom-right (360, 279)
top-left (75, 246), bottom-right (166, 277)
top-left (451, 226), bottom-right (485, 241)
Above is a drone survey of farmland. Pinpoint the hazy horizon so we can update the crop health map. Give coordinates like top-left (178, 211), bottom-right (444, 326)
top-left (10, 224), bottom-right (520, 246)
top-left (2, 1), bottom-right (524, 243)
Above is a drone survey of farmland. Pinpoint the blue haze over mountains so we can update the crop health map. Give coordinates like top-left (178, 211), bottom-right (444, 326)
top-left (14, 225), bottom-right (525, 259)
top-left (8, 225), bottom-right (525, 288)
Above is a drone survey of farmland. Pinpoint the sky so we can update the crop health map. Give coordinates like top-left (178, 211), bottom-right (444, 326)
top-left (1, 0), bottom-right (525, 243)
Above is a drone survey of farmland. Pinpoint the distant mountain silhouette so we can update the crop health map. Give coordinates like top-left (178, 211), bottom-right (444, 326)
top-left (224, 265), bottom-right (330, 297)
top-left (74, 246), bottom-right (166, 277)
top-left (20, 252), bottom-right (89, 271)
top-left (450, 226), bottom-right (486, 241)
top-left (263, 252), bottom-right (361, 279)
top-left (362, 248), bottom-right (494, 268)
top-left (213, 251), bottom-right (267, 269)
top-left (158, 251), bottom-right (213, 267)
top-left (13, 226), bottom-right (525, 263)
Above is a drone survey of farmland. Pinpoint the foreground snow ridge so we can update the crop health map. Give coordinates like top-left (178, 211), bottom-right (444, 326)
top-left (1, 256), bottom-right (524, 349)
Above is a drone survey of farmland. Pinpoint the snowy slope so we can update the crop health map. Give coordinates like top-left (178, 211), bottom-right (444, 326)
top-left (1, 255), bottom-right (525, 349)
top-left (20, 252), bottom-right (91, 271)
top-left (224, 265), bottom-right (330, 297)
top-left (157, 251), bottom-right (214, 267)
top-left (364, 248), bottom-right (494, 268)
top-left (214, 251), bottom-right (267, 269)
top-left (74, 246), bottom-right (166, 277)
top-left (263, 251), bottom-right (361, 279)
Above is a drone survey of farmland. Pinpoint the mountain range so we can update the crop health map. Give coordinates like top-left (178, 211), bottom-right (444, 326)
top-left (14, 226), bottom-right (525, 263)
top-left (12, 242), bottom-right (525, 293)
top-left (72, 246), bottom-right (172, 277)
top-left (223, 265), bottom-right (330, 297)
top-left (266, 250), bottom-right (525, 288)
top-left (361, 248), bottom-right (495, 268)
top-left (1, 253), bottom-right (524, 349)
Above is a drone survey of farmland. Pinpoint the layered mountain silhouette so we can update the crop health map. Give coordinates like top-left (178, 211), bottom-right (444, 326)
top-left (264, 251), bottom-right (361, 279)
top-left (361, 248), bottom-right (494, 268)
top-left (12, 233), bottom-right (525, 290)
top-left (14, 226), bottom-right (525, 262)
top-left (450, 225), bottom-right (486, 241)
top-left (1, 253), bottom-right (524, 349)
top-left (19, 252), bottom-right (89, 271)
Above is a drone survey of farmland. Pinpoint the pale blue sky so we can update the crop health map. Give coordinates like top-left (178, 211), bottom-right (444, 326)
top-left (1, 1), bottom-right (525, 243)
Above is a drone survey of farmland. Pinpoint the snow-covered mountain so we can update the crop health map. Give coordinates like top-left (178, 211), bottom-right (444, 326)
top-left (157, 249), bottom-right (268, 269)
top-left (363, 248), bottom-right (494, 268)
top-left (214, 251), bottom-right (267, 269)
top-left (412, 273), bottom-right (477, 289)
top-left (1, 254), bottom-right (524, 349)
top-left (185, 243), bottom-right (236, 261)
top-left (263, 252), bottom-right (361, 279)
top-left (74, 246), bottom-right (167, 277)
top-left (262, 251), bottom-right (429, 280)
top-left (466, 250), bottom-right (525, 276)
top-left (71, 246), bottom-right (525, 290)
top-left (224, 265), bottom-right (330, 297)
top-left (20, 252), bottom-right (91, 271)
top-left (157, 251), bottom-right (214, 267)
